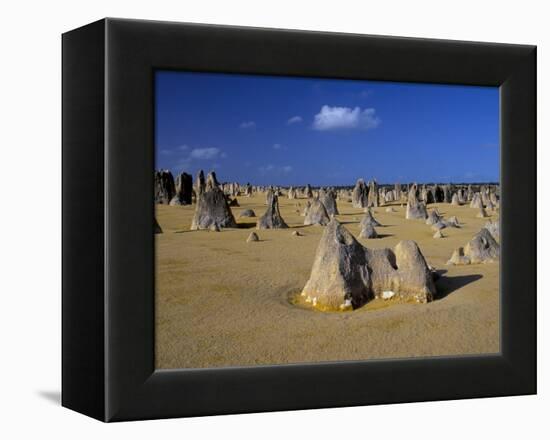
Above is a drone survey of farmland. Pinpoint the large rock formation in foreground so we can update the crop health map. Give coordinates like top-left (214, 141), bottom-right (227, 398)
top-left (300, 219), bottom-right (436, 311)
top-left (257, 193), bottom-right (288, 229)
top-left (447, 228), bottom-right (499, 265)
top-left (190, 171), bottom-right (237, 230)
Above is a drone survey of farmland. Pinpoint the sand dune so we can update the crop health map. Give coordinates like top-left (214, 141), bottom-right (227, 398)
top-left (155, 194), bottom-right (499, 369)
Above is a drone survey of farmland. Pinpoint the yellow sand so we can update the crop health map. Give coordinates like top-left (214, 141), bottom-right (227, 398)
top-left (155, 195), bottom-right (499, 369)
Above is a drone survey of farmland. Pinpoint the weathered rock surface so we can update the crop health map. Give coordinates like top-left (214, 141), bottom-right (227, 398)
top-left (257, 194), bottom-right (288, 229)
top-left (304, 198), bottom-right (330, 226)
top-left (319, 188), bottom-right (339, 216)
top-left (288, 187), bottom-right (296, 199)
top-left (300, 219), bottom-right (436, 311)
top-left (447, 228), bottom-right (500, 265)
top-left (169, 172), bottom-right (193, 205)
top-left (195, 170), bottom-right (206, 197)
top-left (476, 207), bottom-right (488, 218)
top-left (360, 209), bottom-right (381, 228)
top-left (239, 209), bottom-right (256, 218)
top-left (359, 223), bottom-right (378, 239)
top-left (367, 180), bottom-right (379, 207)
top-left (406, 184), bottom-right (428, 220)
top-left (426, 210), bottom-right (442, 226)
top-left (470, 193), bottom-right (483, 209)
top-left (300, 220), bottom-right (371, 310)
top-left (444, 216), bottom-right (460, 228)
top-left (154, 170), bottom-right (176, 204)
top-left (190, 171), bottom-right (237, 230)
top-left (485, 220), bottom-right (499, 240)
top-left (246, 232), bottom-right (259, 242)
top-left (352, 178), bottom-right (369, 208)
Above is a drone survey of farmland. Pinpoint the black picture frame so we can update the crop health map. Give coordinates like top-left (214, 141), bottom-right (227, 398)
top-left (62, 18), bottom-right (536, 422)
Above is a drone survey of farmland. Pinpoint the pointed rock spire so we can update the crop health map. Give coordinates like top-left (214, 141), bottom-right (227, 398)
top-left (257, 193), bottom-right (288, 229)
top-left (190, 171), bottom-right (237, 230)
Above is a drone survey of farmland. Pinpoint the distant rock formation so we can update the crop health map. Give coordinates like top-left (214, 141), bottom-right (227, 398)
top-left (304, 198), bottom-right (330, 226)
top-left (406, 184), bottom-right (428, 220)
top-left (304, 184), bottom-right (313, 198)
top-left (257, 193), bottom-right (288, 229)
top-left (367, 180), bottom-right (379, 207)
top-left (476, 206), bottom-right (488, 218)
top-left (319, 188), bottom-right (339, 216)
top-left (447, 228), bottom-right (500, 265)
top-left (470, 192), bottom-right (483, 209)
top-left (154, 170), bottom-right (175, 204)
top-left (246, 232), bottom-right (259, 243)
top-left (451, 193), bottom-right (461, 206)
top-left (288, 186), bottom-right (296, 199)
top-left (195, 170), bottom-right (206, 198)
top-left (169, 172), bottom-right (193, 205)
top-left (190, 171), bottom-right (237, 230)
top-left (352, 178), bottom-right (369, 208)
top-left (433, 230), bottom-right (444, 239)
top-left (300, 219), bottom-right (435, 311)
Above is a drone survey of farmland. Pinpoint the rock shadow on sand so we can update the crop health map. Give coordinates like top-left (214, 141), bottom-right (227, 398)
top-left (237, 222), bottom-right (257, 229)
top-left (434, 273), bottom-right (483, 300)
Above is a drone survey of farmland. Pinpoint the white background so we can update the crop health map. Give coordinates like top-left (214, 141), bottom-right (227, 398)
top-left (0, 0), bottom-right (546, 438)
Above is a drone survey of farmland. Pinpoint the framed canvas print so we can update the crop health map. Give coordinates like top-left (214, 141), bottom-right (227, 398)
top-left (62, 18), bottom-right (536, 422)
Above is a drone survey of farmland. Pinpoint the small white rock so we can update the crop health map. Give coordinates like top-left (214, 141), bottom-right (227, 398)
top-left (382, 290), bottom-right (396, 300)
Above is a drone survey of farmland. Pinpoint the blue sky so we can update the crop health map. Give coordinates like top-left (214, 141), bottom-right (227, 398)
top-left (155, 71), bottom-right (499, 186)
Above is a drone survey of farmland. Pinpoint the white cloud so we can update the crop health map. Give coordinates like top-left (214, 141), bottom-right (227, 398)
top-left (159, 144), bottom-right (188, 155)
top-left (313, 105), bottom-right (381, 131)
top-left (258, 164), bottom-right (293, 175)
top-left (273, 143), bottom-right (282, 150)
top-left (160, 145), bottom-right (227, 173)
top-left (240, 121), bottom-right (256, 129)
top-left (287, 116), bottom-right (303, 125)
top-left (190, 147), bottom-right (221, 160)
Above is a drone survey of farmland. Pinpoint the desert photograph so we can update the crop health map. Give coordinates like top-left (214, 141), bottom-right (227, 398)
top-left (154, 71), bottom-right (500, 370)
